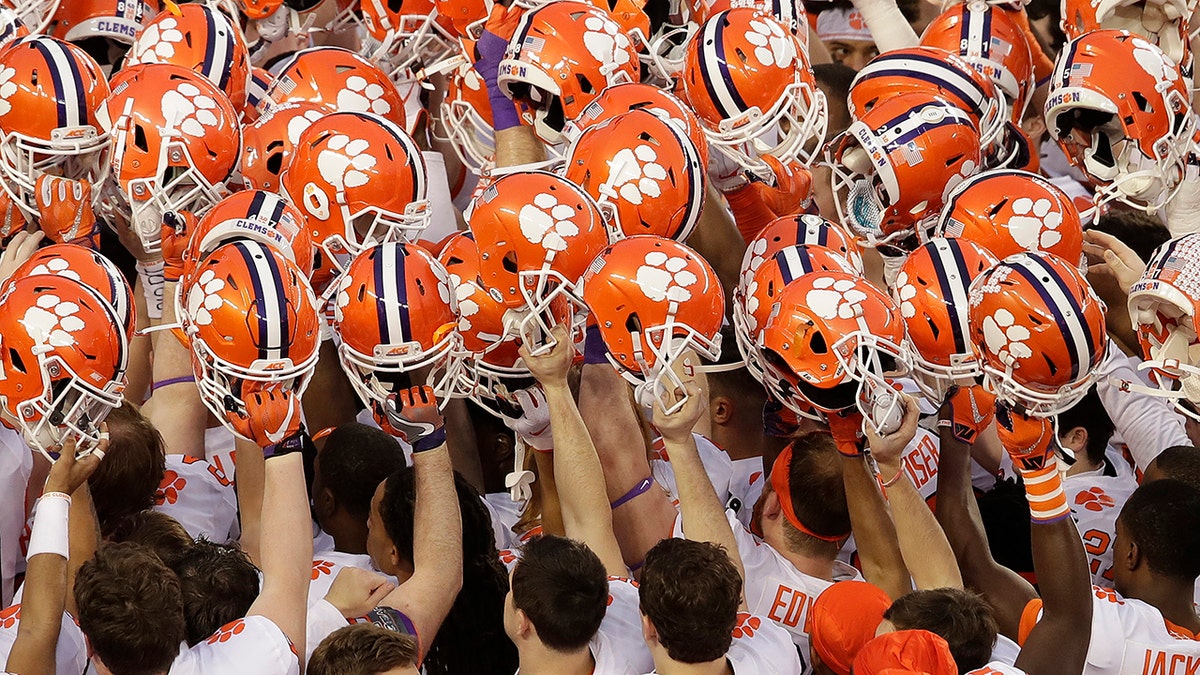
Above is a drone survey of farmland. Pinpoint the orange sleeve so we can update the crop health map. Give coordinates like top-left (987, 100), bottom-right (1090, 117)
top-left (1018, 597), bottom-right (1044, 646)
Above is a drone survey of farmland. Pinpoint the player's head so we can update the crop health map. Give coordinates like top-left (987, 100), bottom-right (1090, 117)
top-left (312, 422), bottom-right (406, 540)
top-left (881, 588), bottom-right (998, 671)
top-left (505, 535), bottom-right (608, 653)
top-left (173, 538), bottom-right (260, 646)
top-left (1143, 446), bottom-right (1200, 490)
top-left (75, 542), bottom-right (185, 675)
top-left (753, 432), bottom-right (850, 558)
top-left (639, 538), bottom-right (741, 665)
top-left (309, 624), bottom-right (419, 675)
top-left (1055, 386), bottom-right (1115, 468)
top-left (86, 399), bottom-right (165, 538)
top-left (106, 509), bottom-right (194, 570)
top-left (1114, 479), bottom-right (1200, 593)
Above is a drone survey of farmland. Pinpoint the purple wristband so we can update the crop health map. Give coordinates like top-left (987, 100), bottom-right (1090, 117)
top-left (583, 324), bottom-right (610, 365)
top-left (610, 476), bottom-right (654, 510)
top-left (153, 376), bottom-right (195, 391)
top-left (476, 31), bottom-right (523, 132)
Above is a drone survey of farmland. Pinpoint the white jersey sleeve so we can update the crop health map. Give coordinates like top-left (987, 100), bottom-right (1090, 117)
top-left (727, 613), bottom-right (804, 674)
top-left (651, 433), bottom-right (735, 515)
top-left (170, 616), bottom-right (301, 675)
top-left (153, 455), bottom-right (238, 542)
top-left (306, 598), bottom-right (351, 664)
top-left (968, 664), bottom-right (1027, 674)
top-left (1064, 471), bottom-right (1138, 588)
top-left (308, 552), bottom-right (397, 609)
top-left (1094, 343), bottom-right (1190, 472)
top-left (0, 604), bottom-right (88, 675)
top-left (590, 577), bottom-right (654, 675)
top-left (728, 458), bottom-right (766, 529)
top-left (0, 428), bottom-right (31, 607)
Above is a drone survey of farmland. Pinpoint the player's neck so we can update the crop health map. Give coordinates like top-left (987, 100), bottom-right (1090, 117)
top-left (776, 543), bottom-right (836, 581)
top-left (1137, 580), bottom-right (1200, 634)
top-left (518, 641), bottom-right (596, 675)
top-left (653, 655), bottom-right (735, 675)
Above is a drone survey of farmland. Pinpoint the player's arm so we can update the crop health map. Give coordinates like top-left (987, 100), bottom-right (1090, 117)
top-left (377, 386), bottom-right (463, 663)
top-left (522, 325), bottom-right (628, 576)
top-left (840, 451), bottom-right (912, 599)
top-left (848, 0), bottom-right (919, 51)
top-left (247, 452), bottom-right (312, 665)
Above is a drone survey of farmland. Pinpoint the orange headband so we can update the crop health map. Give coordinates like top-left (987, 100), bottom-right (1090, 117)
top-left (770, 444), bottom-right (848, 543)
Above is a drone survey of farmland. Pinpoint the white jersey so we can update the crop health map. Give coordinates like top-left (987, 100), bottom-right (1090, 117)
top-left (171, 615), bottom-right (300, 675)
top-left (643, 612), bottom-right (803, 674)
top-left (308, 551), bottom-right (396, 608)
top-left (1022, 587), bottom-right (1200, 675)
top-left (651, 433), bottom-right (736, 517)
top-left (0, 427), bottom-right (30, 606)
top-left (203, 425), bottom-right (237, 485)
top-left (592, 578), bottom-right (654, 675)
top-left (1064, 466), bottom-right (1138, 588)
top-left (728, 457), bottom-right (766, 530)
top-left (969, 664), bottom-right (1027, 674)
top-left (153, 454), bottom-right (238, 542)
top-left (0, 604), bottom-right (87, 675)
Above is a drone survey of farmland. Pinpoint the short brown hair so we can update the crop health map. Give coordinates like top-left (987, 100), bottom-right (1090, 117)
top-left (783, 433), bottom-right (850, 553)
top-left (105, 509), bottom-right (193, 569)
top-left (511, 535), bottom-right (608, 652)
top-left (640, 538), bottom-right (741, 663)
top-left (75, 542), bottom-right (185, 675)
top-left (89, 400), bottom-right (166, 537)
top-left (884, 588), bottom-right (998, 672)
top-left (309, 624), bottom-right (419, 675)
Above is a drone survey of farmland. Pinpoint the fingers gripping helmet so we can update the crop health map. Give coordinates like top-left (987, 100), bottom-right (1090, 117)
top-left (827, 92), bottom-right (981, 247)
top-left (181, 190), bottom-right (316, 286)
top-left (332, 242), bottom-right (468, 413)
top-left (581, 235), bottom-right (723, 413)
top-left (681, 8), bottom-right (827, 170)
top-left (181, 241), bottom-right (321, 436)
top-left (281, 111), bottom-right (431, 260)
top-left (0, 275), bottom-right (127, 459)
top-left (892, 237), bottom-right (998, 403)
top-left (935, 169), bottom-right (1084, 264)
top-left (98, 63), bottom-right (242, 253)
top-left (468, 171), bottom-right (609, 352)
top-left (1127, 234), bottom-right (1200, 408)
top-left (262, 47), bottom-right (407, 129)
top-left (967, 251), bottom-right (1107, 416)
top-left (11, 243), bottom-right (136, 341)
top-left (563, 109), bottom-right (705, 242)
top-left (0, 37), bottom-right (111, 218)
top-left (1044, 30), bottom-right (1194, 215)
top-left (497, 1), bottom-right (640, 145)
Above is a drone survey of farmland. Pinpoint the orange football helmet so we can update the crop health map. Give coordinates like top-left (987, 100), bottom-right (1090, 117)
top-left (758, 270), bottom-right (909, 414)
top-left (125, 3), bottom-right (251, 111)
top-left (98, 63), bottom-right (241, 254)
top-left (0, 37), bottom-right (111, 219)
top-left (360, 0), bottom-right (456, 79)
top-left (0, 275), bottom-right (127, 459)
top-left (935, 169), bottom-right (1084, 265)
top-left (261, 47), bottom-right (407, 128)
top-left (562, 81), bottom-right (709, 168)
top-left (434, 0), bottom-right (491, 41)
top-left (739, 214), bottom-right (864, 294)
top-left (680, 8), bottom-right (827, 171)
top-left (240, 101), bottom-right (332, 193)
top-left (11, 243), bottom-right (136, 342)
top-left (281, 111), bottom-right (431, 260)
top-left (563, 109), bottom-right (705, 242)
top-left (333, 242), bottom-right (469, 416)
top-left (0, 9), bottom-right (29, 47)
top-left (1126, 234), bottom-right (1200, 409)
top-left (920, 2), bottom-right (1035, 122)
top-left (181, 240), bottom-right (321, 438)
top-left (239, 0), bottom-right (285, 20)
top-left (892, 237), bottom-right (997, 403)
top-left (1061, 0), bottom-right (1191, 67)
top-left (1044, 30), bottom-right (1194, 215)
top-left (827, 92), bottom-right (981, 247)
top-left (580, 235), bottom-right (723, 412)
top-left (967, 251), bottom-right (1107, 416)
top-left (437, 63), bottom-right (494, 176)
top-left (47, 0), bottom-right (159, 47)
top-left (181, 190), bottom-right (315, 286)
top-left (497, 1), bottom-right (639, 145)
top-left (468, 171), bottom-right (609, 350)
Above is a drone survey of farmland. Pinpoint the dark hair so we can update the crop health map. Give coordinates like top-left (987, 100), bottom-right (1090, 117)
top-left (75, 542), bottom-right (185, 675)
top-left (1149, 446), bottom-right (1200, 491)
top-left (976, 478), bottom-right (1034, 579)
top-left (172, 539), bottom-right (260, 646)
top-left (813, 62), bottom-right (857, 100)
top-left (784, 432), bottom-right (851, 548)
top-left (1093, 209), bottom-right (1173, 263)
top-left (1056, 386), bottom-right (1115, 467)
top-left (379, 467), bottom-right (518, 674)
top-left (1119, 479), bottom-right (1200, 581)
top-left (308, 624), bottom-right (418, 675)
top-left (884, 588), bottom-right (998, 672)
top-left (640, 538), bottom-right (741, 664)
top-left (512, 536), bottom-right (608, 652)
top-left (318, 423), bottom-right (407, 517)
top-left (89, 400), bottom-right (166, 537)
top-left (106, 509), bottom-right (194, 569)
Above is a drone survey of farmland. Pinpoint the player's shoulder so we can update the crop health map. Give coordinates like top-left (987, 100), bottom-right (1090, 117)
top-left (727, 613), bottom-right (804, 674)
top-left (171, 616), bottom-right (299, 675)
top-left (967, 663), bottom-right (1026, 675)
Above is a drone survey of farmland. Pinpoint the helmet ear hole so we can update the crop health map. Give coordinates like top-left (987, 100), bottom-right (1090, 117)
top-left (8, 348), bottom-right (25, 375)
top-left (625, 312), bottom-right (642, 334)
top-left (809, 330), bottom-right (827, 354)
top-left (134, 125), bottom-right (149, 153)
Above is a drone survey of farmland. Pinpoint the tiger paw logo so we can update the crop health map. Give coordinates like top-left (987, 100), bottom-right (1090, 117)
top-left (893, 270), bottom-right (918, 319)
top-left (448, 274), bottom-right (482, 332)
top-left (317, 135), bottom-right (377, 190)
top-left (0, 604), bottom-right (19, 629)
top-left (161, 81), bottom-right (225, 138)
top-left (26, 257), bottom-right (80, 282)
top-left (20, 293), bottom-right (86, 348)
top-left (739, 238), bottom-right (772, 291)
top-left (606, 144), bottom-right (669, 206)
top-left (131, 17), bottom-right (184, 62)
top-left (1074, 487), bottom-right (1116, 512)
top-left (187, 269), bottom-right (226, 327)
top-left (286, 106), bottom-right (326, 144)
top-left (806, 276), bottom-right (868, 321)
top-left (745, 18), bottom-right (794, 69)
top-left (981, 307), bottom-right (1032, 364)
top-left (312, 560), bottom-right (335, 580)
top-left (155, 470), bottom-right (186, 505)
top-left (337, 75), bottom-right (394, 119)
top-left (1131, 37), bottom-right (1178, 86)
top-left (520, 193), bottom-right (580, 252)
top-left (731, 613), bottom-right (761, 639)
top-left (635, 251), bottom-right (699, 302)
top-left (0, 66), bottom-right (18, 117)
top-left (1006, 197), bottom-right (1064, 252)
top-left (582, 14), bottom-right (633, 71)
top-left (941, 159), bottom-right (979, 204)
top-left (206, 619), bottom-right (247, 644)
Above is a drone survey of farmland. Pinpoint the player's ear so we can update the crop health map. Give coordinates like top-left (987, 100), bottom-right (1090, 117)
top-left (711, 395), bottom-right (734, 426)
top-left (641, 614), bottom-right (658, 646)
top-left (313, 486), bottom-right (336, 519)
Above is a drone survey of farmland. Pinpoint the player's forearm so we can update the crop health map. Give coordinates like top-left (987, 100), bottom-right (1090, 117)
top-left (687, 187), bottom-right (745, 317)
top-left (882, 467), bottom-right (963, 591)
top-left (256, 453), bottom-right (313, 658)
top-left (579, 363), bottom-right (653, 503)
top-left (533, 447), bottom-right (564, 538)
top-left (235, 437), bottom-right (265, 567)
top-left (146, 279), bottom-right (207, 458)
top-left (408, 445), bottom-right (463, 636)
top-left (7, 558), bottom-right (62, 675)
top-left (667, 434), bottom-right (744, 582)
top-left (493, 126), bottom-right (546, 169)
top-left (544, 382), bottom-right (619, 547)
top-left (841, 456), bottom-right (911, 600)
top-left (65, 484), bottom-right (98, 618)
top-left (934, 430), bottom-right (990, 574)
top-left (1016, 519), bottom-right (1091, 675)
